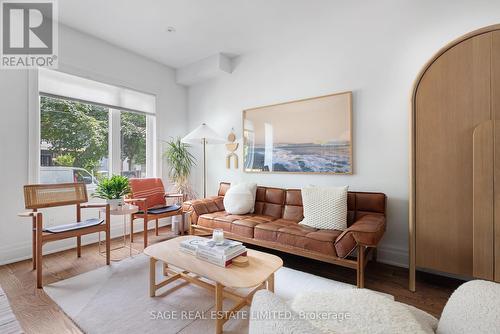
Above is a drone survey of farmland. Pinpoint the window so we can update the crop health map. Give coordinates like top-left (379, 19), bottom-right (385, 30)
top-left (38, 69), bottom-right (156, 192)
top-left (40, 96), bottom-right (109, 190)
top-left (120, 111), bottom-right (147, 178)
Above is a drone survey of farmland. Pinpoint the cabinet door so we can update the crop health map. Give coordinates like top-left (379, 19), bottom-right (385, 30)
top-left (416, 32), bottom-right (491, 276)
top-left (493, 31), bottom-right (500, 282)
top-left (472, 120), bottom-right (494, 280)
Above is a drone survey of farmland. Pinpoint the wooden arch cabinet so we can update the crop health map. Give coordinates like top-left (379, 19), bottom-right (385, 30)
top-left (410, 25), bottom-right (500, 291)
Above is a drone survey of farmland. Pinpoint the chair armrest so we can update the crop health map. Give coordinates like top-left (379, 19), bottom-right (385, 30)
top-left (125, 197), bottom-right (148, 212)
top-left (125, 198), bottom-right (147, 203)
top-left (334, 214), bottom-right (386, 258)
top-left (80, 203), bottom-right (108, 209)
top-left (165, 193), bottom-right (183, 198)
top-left (18, 211), bottom-right (36, 218)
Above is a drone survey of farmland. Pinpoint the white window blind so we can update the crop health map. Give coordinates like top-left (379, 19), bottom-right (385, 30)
top-left (38, 68), bottom-right (156, 114)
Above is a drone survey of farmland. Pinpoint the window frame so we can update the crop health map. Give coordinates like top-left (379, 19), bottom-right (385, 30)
top-left (30, 69), bottom-right (157, 184)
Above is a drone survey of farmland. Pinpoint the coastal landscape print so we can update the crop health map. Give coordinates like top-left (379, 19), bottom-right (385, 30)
top-left (243, 92), bottom-right (352, 174)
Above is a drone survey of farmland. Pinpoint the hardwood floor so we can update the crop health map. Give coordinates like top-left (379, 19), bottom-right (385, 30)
top-left (0, 228), bottom-right (463, 333)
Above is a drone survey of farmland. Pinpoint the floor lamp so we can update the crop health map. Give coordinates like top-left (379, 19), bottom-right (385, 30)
top-left (182, 123), bottom-right (225, 198)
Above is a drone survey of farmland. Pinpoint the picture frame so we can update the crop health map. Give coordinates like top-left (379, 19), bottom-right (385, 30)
top-left (242, 91), bottom-right (353, 174)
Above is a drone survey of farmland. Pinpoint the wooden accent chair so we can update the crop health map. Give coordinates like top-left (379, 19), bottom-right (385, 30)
top-left (127, 178), bottom-right (185, 248)
top-left (19, 183), bottom-right (111, 288)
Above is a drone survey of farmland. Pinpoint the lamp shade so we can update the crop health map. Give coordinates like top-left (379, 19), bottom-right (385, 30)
top-left (182, 123), bottom-right (226, 145)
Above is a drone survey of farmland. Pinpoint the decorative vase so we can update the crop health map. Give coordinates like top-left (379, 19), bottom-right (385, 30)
top-left (106, 198), bottom-right (124, 210)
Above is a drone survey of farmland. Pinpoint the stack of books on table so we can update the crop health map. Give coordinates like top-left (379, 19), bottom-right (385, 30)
top-left (179, 237), bottom-right (247, 268)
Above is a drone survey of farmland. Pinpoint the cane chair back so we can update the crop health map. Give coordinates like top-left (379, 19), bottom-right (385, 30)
top-left (23, 183), bottom-right (88, 209)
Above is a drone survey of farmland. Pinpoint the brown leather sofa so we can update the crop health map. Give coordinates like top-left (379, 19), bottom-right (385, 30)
top-left (183, 182), bottom-right (386, 288)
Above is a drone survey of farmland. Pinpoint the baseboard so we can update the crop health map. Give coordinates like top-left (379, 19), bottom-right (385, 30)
top-left (376, 245), bottom-right (408, 268)
top-left (0, 219), bottom-right (173, 266)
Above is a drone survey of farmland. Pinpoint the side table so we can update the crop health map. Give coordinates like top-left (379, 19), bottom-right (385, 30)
top-left (98, 204), bottom-right (140, 260)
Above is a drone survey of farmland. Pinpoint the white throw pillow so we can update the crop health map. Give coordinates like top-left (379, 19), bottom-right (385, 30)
top-left (299, 186), bottom-right (348, 230)
top-left (223, 182), bottom-right (257, 215)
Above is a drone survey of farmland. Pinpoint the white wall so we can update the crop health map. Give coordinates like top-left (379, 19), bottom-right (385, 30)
top-left (186, 0), bottom-right (500, 267)
top-left (0, 25), bottom-right (187, 264)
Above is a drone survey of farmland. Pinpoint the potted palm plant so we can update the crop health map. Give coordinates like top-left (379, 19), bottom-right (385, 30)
top-left (93, 175), bottom-right (131, 209)
top-left (163, 137), bottom-right (196, 200)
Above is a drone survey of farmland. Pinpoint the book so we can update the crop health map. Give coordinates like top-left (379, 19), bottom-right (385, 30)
top-left (196, 248), bottom-right (248, 267)
top-left (179, 237), bottom-right (207, 255)
top-left (179, 237), bottom-right (247, 267)
top-left (197, 239), bottom-right (243, 255)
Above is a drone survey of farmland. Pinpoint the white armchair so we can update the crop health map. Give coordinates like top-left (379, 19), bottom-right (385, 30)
top-left (249, 280), bottom-right (500, 334)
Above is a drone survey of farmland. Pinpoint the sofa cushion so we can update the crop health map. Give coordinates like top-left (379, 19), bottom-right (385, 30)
top-left (200, 211), bottom-right (228, 219)
top-left (204, 200), bottom-right (220, 213)
top-left (282, 205), bottom-right (303, 222)
top-left (355, 193), bottom-right (386, 214)
top-left (254, 187), bottom-right (286, 218)
top-left (213, 197), bottom-right (225, 211)
top-left (197, 211), bottom-right (227, 229)
top-left (304, 230), bottom-right (342, 255)
top-left (272, 218), bottom-right (299, 227)
top-left (283, 189), bottom-right (304, 221)
top-left (231, 215), bottom-right (276, 238)
top-left (254, 219), bottom-right (297, 242)
top-left (231, 220), bottom-right (260, 238)
top-left (277, 225), bottom-right (317, 249)
top-left (263, 203), bottom-right (283, 218)
top-left (254, 223), bottom-right (282, 242)
top-left (198, 212), bottom-right (247, 232)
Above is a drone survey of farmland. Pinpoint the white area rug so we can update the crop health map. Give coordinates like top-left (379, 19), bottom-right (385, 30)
top-left (44, 254), bottom-right (379, 334)
top-left (0, 287), bottom-right (23, 334)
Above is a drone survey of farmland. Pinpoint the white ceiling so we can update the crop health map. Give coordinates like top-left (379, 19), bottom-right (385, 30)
top-left (58, 0), bottom-right (346, 68)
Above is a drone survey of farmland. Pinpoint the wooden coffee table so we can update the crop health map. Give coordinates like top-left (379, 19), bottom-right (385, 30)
top-left (144, 236), bottom-right (283, 333)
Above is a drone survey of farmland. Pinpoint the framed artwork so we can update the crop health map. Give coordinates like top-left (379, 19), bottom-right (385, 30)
top-left (243, 91), bottom-right (352, 174)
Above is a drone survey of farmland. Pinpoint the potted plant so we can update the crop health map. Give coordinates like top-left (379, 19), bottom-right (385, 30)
top-left (93, 175), bottom-right (131, 209)
top-left (163, 137), bottom-right (196, 200)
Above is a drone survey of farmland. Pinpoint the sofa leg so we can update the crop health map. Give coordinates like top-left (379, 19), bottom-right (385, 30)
top-left (357, 245), bottom-right (365, 288)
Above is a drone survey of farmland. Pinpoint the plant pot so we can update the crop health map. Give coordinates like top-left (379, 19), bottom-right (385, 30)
top-left (106, 198), bottom-right (124, 210)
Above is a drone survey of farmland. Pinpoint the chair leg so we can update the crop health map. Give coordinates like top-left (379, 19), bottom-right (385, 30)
top-left (356, 245), bottom-right (365, 288)
top-left (155, 219), bottom-right (159, 236)
top-left (32, 218), bottom-right (36, 270)
top-left (130, 214), bottom-right (134, 243)
top-left (144, 216), bottom-right (148, 249)
top-left (372, 248), bottom-right (377, 262)
top-left (76, 236), bottom-right (81, 257)
top-left (105, 207), bottom-right (111, 265)
top-left (36, 214), bottom-right (43, 289)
